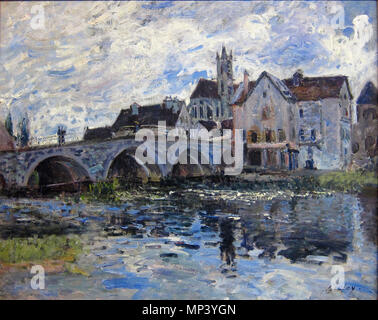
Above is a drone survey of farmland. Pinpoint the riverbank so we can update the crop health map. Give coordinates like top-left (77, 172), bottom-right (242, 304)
top-left (76, 169), bottom-right (377, 204)
top-left (0, 169), bottom-right (376, 203)
top-left (0, 234), bottom-right (88, 285)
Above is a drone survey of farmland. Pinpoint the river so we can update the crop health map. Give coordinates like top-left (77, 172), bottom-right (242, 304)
top-left (0, 186), bottom-right (376, 299)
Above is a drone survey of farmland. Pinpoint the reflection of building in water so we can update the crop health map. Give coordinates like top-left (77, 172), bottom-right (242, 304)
top-left (219, 218), bottom-right (236, 266)
top-left (357, 189), bottom-right (377, 247)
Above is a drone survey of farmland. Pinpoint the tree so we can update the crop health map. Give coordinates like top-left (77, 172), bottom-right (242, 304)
top-left (18, 115), bottom-right (30, 147)
top-left (5, 112), bottom-right (13, 137)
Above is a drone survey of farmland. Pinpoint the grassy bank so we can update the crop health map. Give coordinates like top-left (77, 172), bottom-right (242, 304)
top-left (0, 235), bottom-right (83, 264)
top-left (317, 170), bottom-right (377, 193)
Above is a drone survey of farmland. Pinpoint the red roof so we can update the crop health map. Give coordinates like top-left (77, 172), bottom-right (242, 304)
top-left (284, 76), bottom-right (353, 101)
top-left (190, 79), bottom-right (220, 99)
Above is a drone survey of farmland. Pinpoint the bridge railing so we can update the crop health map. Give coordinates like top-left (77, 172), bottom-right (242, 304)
top-left (29, 134), bottom-right (81, 146)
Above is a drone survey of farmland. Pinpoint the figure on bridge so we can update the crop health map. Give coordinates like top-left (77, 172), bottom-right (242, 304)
top-left (57, 126), bottom-right (66, 146)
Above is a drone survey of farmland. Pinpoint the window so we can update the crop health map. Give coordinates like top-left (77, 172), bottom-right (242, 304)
top-left (207, 107), bottom-right (213, 119)
top-left (278, 129), bottom-right (286, 142)
top-left (263, 91), bottom-right (267, 98)
top-left (248, 131), bottom-right (258, 143)
top-left (363, 109), bottom-right (377, 120)
top-left (352, 142), bottom-right (359, 154)
top-left (265, 129), bottom-right (274, 143)
top-left (299, 129), bottom-right (305, 141)
top-left (299, 109), bottom-right (304, 118)
top-left (194, 107), bottom-right (197, 118)
top-left (200, 106), bottom-right (204, 118)
top-left (252, 132), bottom-right (258, 143)
top-left (262, 106), bottom-right (273, 120)
top-left (216, 107), bottom-right (219, 118)
top-left (311, 129), bottom-right (316, 141)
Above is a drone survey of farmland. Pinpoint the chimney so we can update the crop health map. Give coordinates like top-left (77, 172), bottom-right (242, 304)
top-left (243, 70), bottom-right (249, 97)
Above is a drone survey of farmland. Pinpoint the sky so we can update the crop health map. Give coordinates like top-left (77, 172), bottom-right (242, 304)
top-left (0, 1), bottom-right (377, 140)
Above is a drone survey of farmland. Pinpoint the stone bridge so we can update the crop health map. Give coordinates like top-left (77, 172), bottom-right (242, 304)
top-left (0, 137), bottom-right (216, 190)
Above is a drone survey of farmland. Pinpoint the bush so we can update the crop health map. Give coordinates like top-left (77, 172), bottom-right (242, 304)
top-left (84, 178), bottom-right (120, 201)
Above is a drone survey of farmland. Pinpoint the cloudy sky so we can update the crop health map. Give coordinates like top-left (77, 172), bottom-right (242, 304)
top-left (0, 1), bottom-right (377, 139)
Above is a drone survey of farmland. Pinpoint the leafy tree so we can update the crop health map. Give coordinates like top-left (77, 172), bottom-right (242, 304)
top-left (5, 112), bottom-right (13, 137)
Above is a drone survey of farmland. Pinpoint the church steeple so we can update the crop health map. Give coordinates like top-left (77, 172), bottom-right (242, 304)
top-left (221, 45), bottom-right (227, 59)
top-left (217, 46), bottom-right (233, 103)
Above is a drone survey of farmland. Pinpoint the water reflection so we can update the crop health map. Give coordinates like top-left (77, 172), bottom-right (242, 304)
top-left (219, 218), bottom-right (236, 267)
top-left (0, 189), bottom-right (376, 299)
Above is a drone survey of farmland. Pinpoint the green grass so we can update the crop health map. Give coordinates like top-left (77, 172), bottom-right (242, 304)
top-left (317, 170), bottom-right (377, 192)
top-left (0, 235), bottom-right (83, 264)
top-left (81, 178), bottom-right (120, 202)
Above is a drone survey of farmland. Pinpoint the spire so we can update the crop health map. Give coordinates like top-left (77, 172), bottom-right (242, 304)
top-left (221, 45), bottom-right (227, 58)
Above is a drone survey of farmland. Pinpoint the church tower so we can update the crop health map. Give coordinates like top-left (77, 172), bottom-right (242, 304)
top-left (216, 46), bottom-right (234, 118)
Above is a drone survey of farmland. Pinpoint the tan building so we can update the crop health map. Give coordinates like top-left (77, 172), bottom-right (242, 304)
top-left (233, 71), bottom-right (299, 170)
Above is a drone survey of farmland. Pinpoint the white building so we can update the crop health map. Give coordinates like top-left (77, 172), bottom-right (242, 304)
top-left (232, 70), bottom-right (353, 170)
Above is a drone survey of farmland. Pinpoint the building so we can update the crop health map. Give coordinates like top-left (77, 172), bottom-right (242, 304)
top-left (188, 46), bottom-right (235, 123)
top-left (0, 122), bottom-right (15, 151)
top-left (284, 71), bottom-right (353, 170)
top-left (352, 81), bottom-right (378, 170)
top-left (232, 70), bottom-right (353, 170)
top-left (163, 96), bottom-right (186, 114)
top-left (233, 71), bottom-right (299, 170)
top-left (83, 97), bottom-right (185, 141)
top-left (111, 98), bottom-right (183, 138)
top-left (83, 126), bottom-right (113, 141)
top-left (175, 103), bottom-right (192, 134)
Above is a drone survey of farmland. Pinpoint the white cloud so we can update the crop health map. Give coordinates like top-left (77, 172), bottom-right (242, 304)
top-left (0, 1), bottom-right (376, 138)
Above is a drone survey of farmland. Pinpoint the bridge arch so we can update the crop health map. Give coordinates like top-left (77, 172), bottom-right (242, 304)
top-left (105, 148), bottom-right (153, 183)
top-left (24, 155), bottom-right (93, 190)
top-left (170, 148), bottom-right (213, 178)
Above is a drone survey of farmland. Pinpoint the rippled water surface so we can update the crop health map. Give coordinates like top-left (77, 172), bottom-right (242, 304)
top-left (0, 187), bottom-right (376, 299)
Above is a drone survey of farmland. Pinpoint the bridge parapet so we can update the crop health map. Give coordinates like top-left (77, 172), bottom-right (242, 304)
top-left (0, 137), bottom-right (219, 189)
